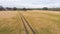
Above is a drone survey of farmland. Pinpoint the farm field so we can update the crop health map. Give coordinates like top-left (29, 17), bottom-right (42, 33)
top-left (0, 11), bottom-right (25, 34)
top-left (0, 10), bottom-right (60, 34)
top-left (20, 10), bottom-right (60, 34)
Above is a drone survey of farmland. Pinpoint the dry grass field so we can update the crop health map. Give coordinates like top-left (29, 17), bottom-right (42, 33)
top-left (0, 10), bottom-right (60, 34)
top-left (0, 11), bottom-right (25, 34)
top-left (21, 10), bottom-right (60, 34)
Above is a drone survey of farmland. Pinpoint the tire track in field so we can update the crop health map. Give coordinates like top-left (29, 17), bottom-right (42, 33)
top-left (19, 13), bottom-right (36, 34)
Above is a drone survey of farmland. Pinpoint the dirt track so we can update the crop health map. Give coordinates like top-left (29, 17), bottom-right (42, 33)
top-left (19, 12), bottom-right (36, 34)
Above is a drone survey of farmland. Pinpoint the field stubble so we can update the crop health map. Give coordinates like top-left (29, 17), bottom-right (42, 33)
top-left (0, 11), bottom-right (25, 34)
top-left (20, 10), bottom-right (60, 34)
top-left (0, 10), bottom-right (60, 34)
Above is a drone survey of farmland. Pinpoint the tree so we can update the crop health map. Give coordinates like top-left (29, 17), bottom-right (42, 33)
top-left (6, 7), bottom-right (12, 10)
top-left (42, 7), bottom-right (48, 10)
top-left (13, 7), bottom-right (17, 10)
top-left (0, 6), bottom-right (4, 11)
top-left (23, 8), bottom-right (27, 11)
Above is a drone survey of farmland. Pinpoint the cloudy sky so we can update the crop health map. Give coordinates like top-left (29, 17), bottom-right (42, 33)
top-left (0, 0), bottom-right (60, 8)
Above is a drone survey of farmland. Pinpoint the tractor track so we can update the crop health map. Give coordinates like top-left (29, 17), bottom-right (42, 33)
top-left (19, 12), bottom-right (36, 34)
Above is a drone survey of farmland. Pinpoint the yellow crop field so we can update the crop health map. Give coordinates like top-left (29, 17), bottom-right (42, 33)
top-left (0, 11), bottom-right (25, 34)
top-left (20, 10), bottom-right (60, 34)
top-left (0, 10), bottom-right (60, 34)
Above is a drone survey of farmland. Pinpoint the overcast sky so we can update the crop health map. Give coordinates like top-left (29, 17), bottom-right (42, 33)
top-left (0, 0), bottom-right (60, 8)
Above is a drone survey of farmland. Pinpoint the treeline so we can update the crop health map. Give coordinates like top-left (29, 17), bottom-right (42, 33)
top-left (0, 6), bottom-right (60, 11)
top-left (0, 6), bottom-right (27, 11)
